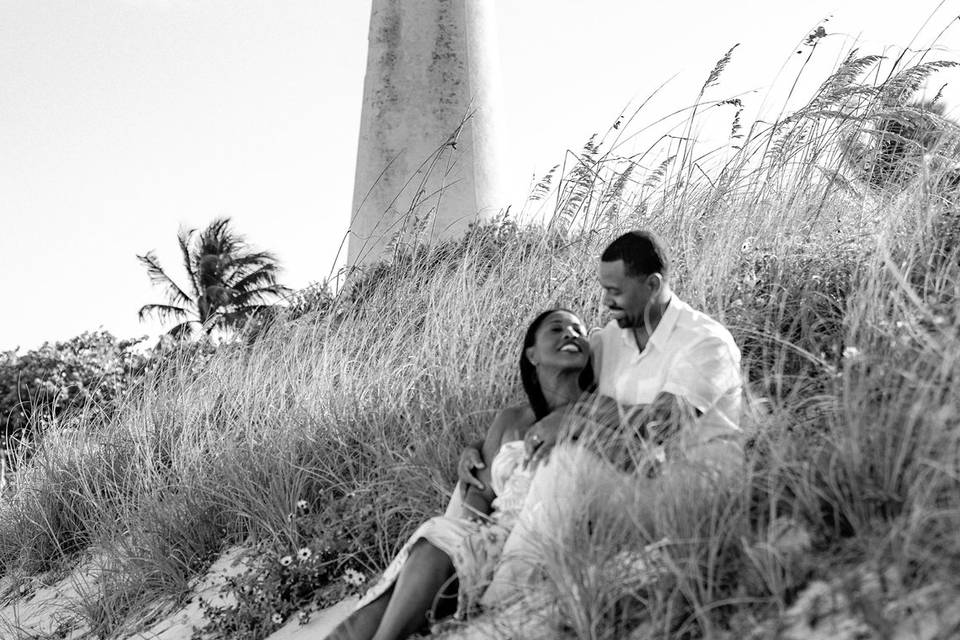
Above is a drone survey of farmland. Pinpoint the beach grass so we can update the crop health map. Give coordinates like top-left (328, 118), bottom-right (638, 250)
top-left (1, 31), bottom-right (959, 639)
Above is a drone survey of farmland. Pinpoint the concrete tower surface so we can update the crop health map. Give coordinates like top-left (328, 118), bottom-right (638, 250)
top-left (347, 0), bottom-right (505, 267)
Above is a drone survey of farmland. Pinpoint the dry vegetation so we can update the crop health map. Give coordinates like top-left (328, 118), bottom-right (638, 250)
top-left (2, 30), bottom-right (960, 639)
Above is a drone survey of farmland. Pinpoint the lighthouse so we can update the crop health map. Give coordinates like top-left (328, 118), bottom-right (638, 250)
top-left (347, 0), bottom-right (505, 267)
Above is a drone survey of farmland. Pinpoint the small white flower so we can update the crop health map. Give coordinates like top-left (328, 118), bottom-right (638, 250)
top-left (343, 568), bottom-right (366, 586)
top-left (296, 499), bottom-right (309, 511)
top-left (272, 613), bottom-right (284, 625)
top-left (279, 555), bottom-right (293, 567)
top-left (842, 346), bottom-right (861, 360)
top-left (297, 610), bottom-right (311, 625)
top-left (297, 547), bottom-right (312, 562)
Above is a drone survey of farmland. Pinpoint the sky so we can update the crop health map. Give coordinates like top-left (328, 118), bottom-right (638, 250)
top-left (1, 0), bottom-right (958, 352)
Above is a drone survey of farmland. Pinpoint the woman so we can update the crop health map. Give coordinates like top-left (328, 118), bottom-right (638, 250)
top-left (325, 309), bottom-right (594, 640)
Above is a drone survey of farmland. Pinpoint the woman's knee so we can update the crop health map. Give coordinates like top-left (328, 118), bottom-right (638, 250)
top-left (409, 539), bottom-right (450, 564)
top-left (325, 626), bottom-right (353, 640)
top-left (325, 620), bottom-right (359, 640)
top-left (326, 590), bottom-right (391, 640)
top-left (405, 540), bottom-right (456, 591)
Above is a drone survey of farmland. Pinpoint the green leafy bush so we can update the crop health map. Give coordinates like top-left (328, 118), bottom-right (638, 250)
top-left (0, 331), bottom-right (148, 449)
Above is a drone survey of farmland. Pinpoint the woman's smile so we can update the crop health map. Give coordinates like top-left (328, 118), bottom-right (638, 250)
top-left (558, 341), bottom-right (583, 353)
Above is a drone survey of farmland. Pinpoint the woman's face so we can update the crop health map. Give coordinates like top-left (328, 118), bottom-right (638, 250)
top-left (525, 311), bottom-right (590, 372)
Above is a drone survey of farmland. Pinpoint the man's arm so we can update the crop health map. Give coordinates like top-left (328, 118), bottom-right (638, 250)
top-left (608, 392), bottom-right (702, 473)
top-left (661, 335), bottom-right (740, 418)
top-left (523, 392), bottom-right (703, 473)
top-left (658, 334), bottom-right (743, 471)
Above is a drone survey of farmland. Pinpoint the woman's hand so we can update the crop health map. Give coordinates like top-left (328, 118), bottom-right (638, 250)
top-left (457, 443), bottom-right (486, 493)
top-left (523, 411), bottom-right (567, 468)
top-left (523, 396), bottom-right (628, 469)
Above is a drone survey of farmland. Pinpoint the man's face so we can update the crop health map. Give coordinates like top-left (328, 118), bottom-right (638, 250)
top-left (599, 259), bottom-right (654, 329)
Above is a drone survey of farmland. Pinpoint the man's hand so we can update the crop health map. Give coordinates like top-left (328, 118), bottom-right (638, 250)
top-left (457, 444), bottom-right (486, 493)
top-left (627, 392), bottom-right (700, 447)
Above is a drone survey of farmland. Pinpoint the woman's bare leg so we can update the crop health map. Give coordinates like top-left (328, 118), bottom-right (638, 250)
top-left (324, 589), bottom-right (391, 640)
top-left (370, 539), bottom-right (455, 640)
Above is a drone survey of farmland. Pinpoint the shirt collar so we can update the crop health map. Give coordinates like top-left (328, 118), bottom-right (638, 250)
top-left (648, 294), bottom-right (681, 351)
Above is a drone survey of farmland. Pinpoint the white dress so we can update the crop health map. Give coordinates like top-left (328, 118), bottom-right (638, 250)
top-left (354, 440), bottom-right (531, 615)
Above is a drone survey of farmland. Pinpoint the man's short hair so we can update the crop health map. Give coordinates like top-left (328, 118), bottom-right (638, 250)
top-left (601, 230), bottom-right (670, 278)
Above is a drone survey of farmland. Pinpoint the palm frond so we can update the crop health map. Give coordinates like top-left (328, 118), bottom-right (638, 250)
top-left (228, 250), bottom-right (279, 266)
top-left (137, 303), bottom-right (191, 324)
top-left (198, 217), bottom-right (241, 258)
top-left (176, 226), bottom-right (201, 299)
top-left (221, 305), bottom-right (279, 327)
top-left (223, 251), bottom-right (282, 283)
top-left (228, 265), bottom-right (286, 295)
top-left (136, 252), bottom-right (194, 308)
top-left (230, 284), bottom-right (290, 308)
top-left (166, 321), bottom-right (197, 339)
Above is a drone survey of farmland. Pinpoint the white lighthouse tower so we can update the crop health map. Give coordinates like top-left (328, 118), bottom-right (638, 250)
top-left (347, 0), bottom-right (505, 267)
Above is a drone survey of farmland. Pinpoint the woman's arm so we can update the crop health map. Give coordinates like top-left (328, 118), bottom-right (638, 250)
top-left (459, 406), bottom-right (527, 520)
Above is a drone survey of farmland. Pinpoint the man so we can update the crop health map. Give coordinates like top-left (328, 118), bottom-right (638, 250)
top-left (459, 229), bottom-right (743, 487)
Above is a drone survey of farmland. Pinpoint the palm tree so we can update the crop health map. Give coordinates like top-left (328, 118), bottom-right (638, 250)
top-left (137, 218), bottom-right (290, 338)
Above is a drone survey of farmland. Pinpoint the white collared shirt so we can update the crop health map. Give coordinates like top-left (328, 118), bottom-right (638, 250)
top-left (588, 295), bottom-right (743, 463)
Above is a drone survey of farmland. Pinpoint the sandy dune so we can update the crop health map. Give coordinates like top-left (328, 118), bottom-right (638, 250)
top-left (0, 546), bottom-right (357, 640)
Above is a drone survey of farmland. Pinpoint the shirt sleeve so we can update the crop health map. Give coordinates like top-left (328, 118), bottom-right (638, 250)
top-left (661, 336), bottom-right (741, 413)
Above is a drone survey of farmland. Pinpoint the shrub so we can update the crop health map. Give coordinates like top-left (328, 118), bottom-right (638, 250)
top-left (193, 500), bottom-right (369, 639)
top-left (0, 331), bottom-right (148, 450)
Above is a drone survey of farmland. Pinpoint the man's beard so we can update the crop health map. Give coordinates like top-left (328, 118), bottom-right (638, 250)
top-left (616, 314), bottom-right (636, 329)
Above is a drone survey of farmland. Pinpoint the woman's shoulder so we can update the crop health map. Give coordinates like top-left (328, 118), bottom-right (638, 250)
top-left (490, 404), bottom-right (536, 445)
top-left (497, 403), bottom-right (536, 423)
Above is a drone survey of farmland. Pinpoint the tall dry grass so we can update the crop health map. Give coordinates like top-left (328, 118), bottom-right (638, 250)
top-left (2, 31), bottom-right (960, 638)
